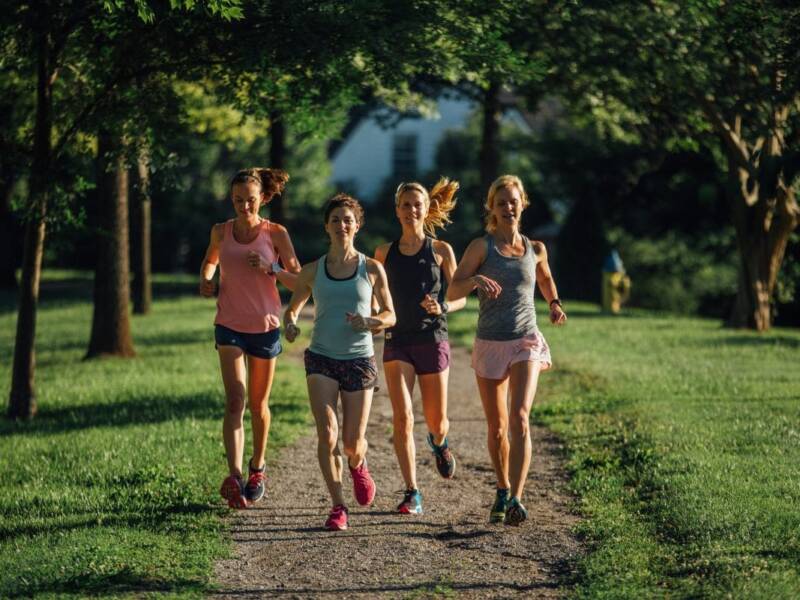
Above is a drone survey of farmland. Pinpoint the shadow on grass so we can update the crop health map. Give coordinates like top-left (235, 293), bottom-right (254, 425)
top-left (5, 572), bottom-right (209, 598)
top-left (0, 390), bottom-right (306, 436)
top-left (0, 279), bottom-right (200, 316)
top-left (709, 334), bottom-right (800, 349)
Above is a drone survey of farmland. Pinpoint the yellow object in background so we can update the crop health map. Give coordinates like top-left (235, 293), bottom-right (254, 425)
top-left (602, 249), bottom-right (631, 314)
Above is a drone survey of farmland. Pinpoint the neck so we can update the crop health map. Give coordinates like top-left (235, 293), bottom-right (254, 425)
top-left (328, 241), bottom-right (357, 261)
top-left (400, 224), bottom-right (425, 242)
top-left (494, 224), bottom-right (519, 244)
top-left (238, 214), bottom-right (261, 227)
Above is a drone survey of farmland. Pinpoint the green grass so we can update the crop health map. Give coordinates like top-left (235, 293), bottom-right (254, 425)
top-left (449, 300), bottom-right (800, 599)
top-left (0, 276), bottom-right (311, 598)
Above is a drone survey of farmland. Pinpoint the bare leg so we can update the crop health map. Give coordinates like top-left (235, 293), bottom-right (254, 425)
top-left (308, 374), bottom-right (345, 506)
top-left (419, 367), bottom-right (450, 445)
top-left (508, 361), bottom-right (541, 500)
top-left (476, 374), bottom-right (510, 489)
top-left (246, 355), bottom-right (276, 469)
top-left (341, 386), bottom-right (374, 469)
top-left (384, 360), bottom-right (418, 489)
top-left (218, 346), bottom-right (247, 477)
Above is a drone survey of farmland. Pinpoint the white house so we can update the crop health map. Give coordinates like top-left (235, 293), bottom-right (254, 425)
top-left (329, 90), bottom-right (535, 204)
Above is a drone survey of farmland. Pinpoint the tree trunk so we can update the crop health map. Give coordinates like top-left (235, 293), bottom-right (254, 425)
top-left (86, 132), bottom-right (136, 358)
top-left (479, 81), bottom-right (502, 195)
top-left (727, 165), bottom-right (798, 331)
top-left (8, 33), bottom-right (53, 419)
top-left (131, 146), bottom-right (151, 315)
top-left (269, 110), bottom-right (286, 223)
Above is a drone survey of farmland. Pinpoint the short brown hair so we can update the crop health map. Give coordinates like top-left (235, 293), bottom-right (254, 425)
top-left (230, 168), bottom-right (289, 203)
top-left (323, 193), bottom-right (365, 225)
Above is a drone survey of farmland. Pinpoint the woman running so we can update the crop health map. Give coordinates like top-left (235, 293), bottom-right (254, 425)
top-left (373, 179), bottom-right (465, 515)
top-left (283, 194), bottom-right (395, 531)
top-left (200, 168), bottom-right (300, 509)
top-left (447, 175), bottom-right (566, 526)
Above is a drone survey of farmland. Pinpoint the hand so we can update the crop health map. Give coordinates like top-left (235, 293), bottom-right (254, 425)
top-left (284, 322), bottom-right (300, 343)
top-left (346, 312), bottom-right (378, 332)
top-left (420, 294), bottom-right (442, 315)
top-left (247, 250), bottom-right (269, 273)
top-left (550, 305), bottom-right (567, 326)
top-left (199, 278), bottom-right (217, 298)
top-left (471, 274), bottom-right (502, 299)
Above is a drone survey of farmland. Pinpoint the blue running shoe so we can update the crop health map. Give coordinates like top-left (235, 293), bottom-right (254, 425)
top-left (397, 488), bottom-right (423, 514)
top-left (504, 496), bottom-right (528, 526)
top-left (427, 433), bottom-right (456, 479)
top-left (490, 488), bottom-right (510, 523)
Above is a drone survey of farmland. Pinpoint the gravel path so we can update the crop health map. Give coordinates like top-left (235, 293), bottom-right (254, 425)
top-left (213, 325), bottom-right (581, 599)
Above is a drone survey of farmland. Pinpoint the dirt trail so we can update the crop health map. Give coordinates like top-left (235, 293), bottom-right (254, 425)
top-left (213, 322), bottom-right (581, 599)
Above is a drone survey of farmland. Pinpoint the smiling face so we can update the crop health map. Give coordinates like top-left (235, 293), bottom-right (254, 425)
top-left (491, 185), bottom-right (524, 229)
top-left (396, 189), bottom-right (428, 228)
top-left (325, 206), bottom-right (360, 243)
top-left (231, 180), bottom-right (264, 219)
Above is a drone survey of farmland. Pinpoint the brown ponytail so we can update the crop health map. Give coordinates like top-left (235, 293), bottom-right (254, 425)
top-left (230, 168), bottom-right (290, 204)
top-left (394, 177), bottom-right (459, 238)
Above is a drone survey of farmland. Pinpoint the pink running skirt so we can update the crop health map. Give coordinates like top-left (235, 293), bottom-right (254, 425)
top-left (470, 330), bottom-right (552, 380)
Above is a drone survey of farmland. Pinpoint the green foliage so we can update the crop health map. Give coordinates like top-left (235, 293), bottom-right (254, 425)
top-left (0, 274), bottom-right (311, 597)
top-left (449, 299), bottom-right (800, 597)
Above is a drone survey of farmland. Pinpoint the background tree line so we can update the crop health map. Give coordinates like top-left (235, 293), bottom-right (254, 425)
top-left (2, 0), bottom-right (798, 419)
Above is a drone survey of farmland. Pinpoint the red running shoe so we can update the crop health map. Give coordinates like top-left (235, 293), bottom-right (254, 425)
top-left (349, 458), bottom-right (376, 506)
top-left (244, 460), bottom-right (267, 503)
top-left (220, 475), bottom-right (247, 509)
top-left (325, 504), bottom-right (349, 531)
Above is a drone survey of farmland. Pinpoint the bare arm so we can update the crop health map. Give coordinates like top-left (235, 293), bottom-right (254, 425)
top-left (348, 258), bottom-right (396, 332)
top-left (199, 224), bottom-right (222, 297)
top-left (270, 223), bottom-right (301, 291)
top-left (433, 240), bottom-right (466, 313)
top-left (283, 261), bottom-right (317, 342)
top-left (533, 241), bottom-right (566, 326)
top-left (446, 237), bottom-right (502, 301)
top-left (371, 243), bottom-right (391, 317)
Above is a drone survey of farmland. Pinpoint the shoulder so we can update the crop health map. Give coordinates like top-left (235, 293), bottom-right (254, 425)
top-left (374, 242), bottom-right (392, 262)
top-left (465, 236), bottom-right (488, 255)
top-left (268, 221), bottom-right (292, 242)
top-left (432, 239), bottom-right (456, 259)
top-left (365, 257), bottom-right (387, 277)
top-left (529, 239), bottom-right (547, 256)
top-left (211, 222), bottom-right (227, 241)
top-left (298, 259), bottom-right (319, 281)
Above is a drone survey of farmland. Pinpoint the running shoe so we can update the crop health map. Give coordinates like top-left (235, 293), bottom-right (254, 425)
top-left (349, 458), bottom-right (376, 506)
top-left (489, 488), bottom-right (510, 523)
top-left (325, 504), bottom-right (349, 531)
top-left (243, 459), bottom-right (267, 503)
top-left (427, 433), bottom-right (456, 479)
top-left (220, 474), bottom-right (247, 509)
top-left (504, 496), bottom-right (528, 526)
top-left (397, 488), bottom-right (423, 514)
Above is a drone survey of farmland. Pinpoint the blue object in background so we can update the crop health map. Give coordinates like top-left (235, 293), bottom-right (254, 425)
top-left (603, 249), bottom-right (625, 273)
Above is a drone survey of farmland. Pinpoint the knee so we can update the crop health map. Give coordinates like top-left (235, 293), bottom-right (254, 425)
top-left (488, 420), bottom-right (508, 444)
top-left (250, 399), bottom-right (270, 419)
top-left (393, 409), bottom-right (414, 438)
top-left (225, 394), bottom-right (246, 416)
top-left (318, 424), bottom-right (338, 452)
top-left (509, 411), bottom-right (530, 438)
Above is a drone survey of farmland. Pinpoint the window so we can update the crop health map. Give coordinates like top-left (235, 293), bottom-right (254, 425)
top-left (392, 134), bottom-right (418, 178)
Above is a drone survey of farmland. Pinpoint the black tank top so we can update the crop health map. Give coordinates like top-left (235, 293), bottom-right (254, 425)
top-left (384, 236), bottom-right (448, 346)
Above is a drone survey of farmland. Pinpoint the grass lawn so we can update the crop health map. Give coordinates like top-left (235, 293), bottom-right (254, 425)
top-left (449, 300), bottom-right (800, 598)
top-left (0, 274), bottom-right (311, 598)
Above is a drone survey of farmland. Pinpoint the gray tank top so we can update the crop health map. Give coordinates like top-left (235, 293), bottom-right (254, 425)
top-left (476, 235), bottom-right (538, 341)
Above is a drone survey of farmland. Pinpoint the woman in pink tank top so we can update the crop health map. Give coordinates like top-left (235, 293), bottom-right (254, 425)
top-left (199, 168), bottom-right (301, 509)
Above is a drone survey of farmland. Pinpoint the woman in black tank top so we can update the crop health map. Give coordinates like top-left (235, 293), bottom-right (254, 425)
top-left (373, 178), bottom-right (466, 515)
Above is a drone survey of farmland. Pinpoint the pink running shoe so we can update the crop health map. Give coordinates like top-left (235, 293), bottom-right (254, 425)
top-left (349, 458), bottom-right (376, 506)
top-left (325, 504), bottom-right (349, 531)
top-left (220, 475), bottom-right (248, 509)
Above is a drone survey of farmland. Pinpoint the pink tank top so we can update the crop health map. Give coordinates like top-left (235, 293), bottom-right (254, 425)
top-left (215, 219), bottom-right (281, 333)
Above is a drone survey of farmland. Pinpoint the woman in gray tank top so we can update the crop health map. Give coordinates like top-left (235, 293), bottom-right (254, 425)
top-left (447, 175), bottom-right (567, 527)
top-left (283, 194), bottom-right (396, 531)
